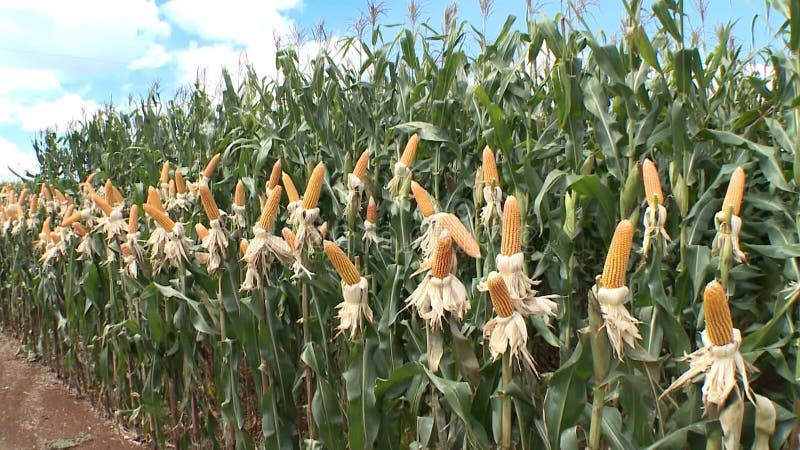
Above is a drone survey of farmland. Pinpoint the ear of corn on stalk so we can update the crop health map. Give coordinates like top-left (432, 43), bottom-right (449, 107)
top-left (500, 196), bottom-right (521, 256)
top-left (302, 162), bottom-right (325, 210)
top-left (704, 280), bottom-right (733, 345)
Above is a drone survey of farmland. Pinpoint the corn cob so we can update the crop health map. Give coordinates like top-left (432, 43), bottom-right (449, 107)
top-left (84, 173), bottom-right (96, 186)
top-left (324, 240), bottom-right (361, 285)
top-left (411, 181), bottom-right (435, 218)
top-left (259, 186), bottom-right (282, 231)
top-left (41, 183), bottom-right (51, 201)
top-left (642, 158), bottom-right (663, 207)
top-left (89, 193), bottom-right (113, 217)
top-left (366, 196), bottom-right (377, 222)
top-left (195, 223), bottom-right (209, 240)
top-left (431, 234), bottom-right (453, 278)
top-left (41, 217), bottom-right (51, 236)
top-left (29, 195), bottom-right (38, 216)
top-left (62, 205), bottom-right (75, 223)
top-left (203, 153), bottom-right (221, 179)
top-left (62, 211), bottom-right (82, 227)
top-left (268, 160), bottom-right (282, 189)
top-left (318, 222), bottom-right (328, 239)
top-left (353, 149), bottom-right (370, 180)
top-left (282, 227), bottom-right (297, 250)
top-left (143, 203), bottom-right (176, 232)
top-left (282, 172), bottom-right (300, 203)
top-left (198, 185), bottom-right (220, 220)
top-left (147, 187), bottom-right (166, 213)
top-left (72, 223), bottom-right (88, 237)
top-left (120, 243), bottom-right (133, 257)
top-left (17, 188), bottom-right (28, 207)
top-left (400, 133), bottom-right (420, 167)
top-left (104, 180), bottom-right (124, 206)
top-left (438, 213), bottom-right (481, 258)
top-left (240, 239), bottom-right (249, 254)
top-left (500, 196), bottom-right (521, 256)
top-left (722, 166), bottom-right (746, 216)
top-left (234, 180), bottom-right (245, 207)
top-left (601, 220), bottom-right (634, 289)
top-left (487, 272), bottom-right (514, 318)
top-left (302, 162), bottom-right (325, 210)
top-left (160, 161), bottom-right (170, 184)
top-left (704, 280), bottom-right (733, 345)
top-left (169, 180), bottom-right (176, 197)
top-left (174, 170), bottom-right (186, 194)
top-left (52, 187), bottom-right (66, 204)
top-left (482, 146), bottom-right (499, 186)
top-left (128, 205), bottom-right (139, 234)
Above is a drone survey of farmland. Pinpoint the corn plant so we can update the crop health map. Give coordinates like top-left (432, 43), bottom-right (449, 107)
top-left (3, 0), bottom-right (800, 448)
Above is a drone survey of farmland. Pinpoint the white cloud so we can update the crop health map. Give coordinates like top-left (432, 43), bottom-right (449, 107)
top-left (0, 1), bottom-right (170, 77)
top-left (161, 0), bottom-right (297, 47)
top-left (0, 137), bottom-right (39, 181)
top-left (3, 94), bottom-right (101, 132)
top-left (174, 42), bottom-right (252, 89)
top-left (129, 44), bottom-right (173, 70)
top-left (0, 68), bottom-right (61, 94)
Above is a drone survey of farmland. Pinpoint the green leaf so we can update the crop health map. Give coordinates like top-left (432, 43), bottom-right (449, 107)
top-left (543, 334), bottom-right (592, 449)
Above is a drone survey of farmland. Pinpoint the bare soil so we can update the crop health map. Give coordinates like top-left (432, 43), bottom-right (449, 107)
top-left (0, 332), bottom-right (139, 450)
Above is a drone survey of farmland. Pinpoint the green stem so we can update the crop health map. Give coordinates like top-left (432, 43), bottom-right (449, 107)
top-left (501, 352), bottom-right (512, 450)
top-left (705, 405), bottom-right (723, 450)
top-left (588, 288), bottom-right (610, 450)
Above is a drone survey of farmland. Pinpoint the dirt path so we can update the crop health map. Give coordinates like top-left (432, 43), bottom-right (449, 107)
top-left (0, 333), bottom-right (139, 450)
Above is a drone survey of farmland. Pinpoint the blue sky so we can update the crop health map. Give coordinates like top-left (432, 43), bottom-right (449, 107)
top-left (0, 0), bottom-right (786, 180)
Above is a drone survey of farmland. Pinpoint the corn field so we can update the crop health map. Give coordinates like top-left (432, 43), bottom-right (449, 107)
top-left (3, 0), bottom-right (800, 448)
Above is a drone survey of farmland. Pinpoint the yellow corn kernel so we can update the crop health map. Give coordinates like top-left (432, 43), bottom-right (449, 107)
top-left (353, 149), bottom-right (370, 179)
top-left (52, 187), bottom-right (66, 204)
top-left (199, 185), bottom-right (220, 220)
top-left (41, 217), bottom-right (51, 236)
top-left (282, 227), bottom-right (296, 250)
top-left (259, 186), bottom-right (282, 231)
top-left (400, 133), bottom-right (420, 167)
top-left (411, 181), bottom-right (435, 218)
top-left (62, 205), bottom-right (75, 223)
top-left (28, 195), bottom-right (38, 216)
top-left (174, 170), bottom-right (186, 194)
top-left (268, 160), bottom-right (282, 189)
top-left (366, 196), bottom-right (377, 223)
top-left (482, 145), bottom-right (499, 186)
top-left (143, 203), bottom-right (175, 232)
top-left (17, 188), bottom-right (28, 207)
top-left (642, 158), bottom-right (663, 207)
top-left (40, 183), bottom-right (51, 201)
top-left (722, 166), bottom-right (745, 216)
top-left (104, 180), bottom-right (123, 206)
top-left (601, 220), bottom-right (634, 289)
top-left (147, 187), bottom-right (166, 213)
top-left (282, 172), bottom-right (300, 203)
top-left (235, 180), bottom-right (245, 207)
top-left (302, 162), bottom-right (325, 210)
top-left (62, 211), bottom-right (83, 227)
top-left (487, 272), bottom-right (514, 318)
top-left (323, 240), bottom-right (361, 285)
top-left (704, 280), bottom-right (733, 345)
top-left (500, 196), bottom-right (521, 256)
top-left (72, 223), bottom-right (88, 237)
top-left (431, 234), bottom-right (453, 278)
top-left (203, 153), bottom-right (221, 179)
top-left (89, 193), bottom-right (113, 217)
top-left (438, 213), bottom-right (481, 258)
top-left (195, 223), bottom-right (209, 240)
top-left (160, 161), bottom-right (170, 183)
top-left (240, 239), bottom-right (249, 254)
top-left (128, 204), bottom-right (139, 234)
top-left (318, 222), bottom-right (328, 239)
